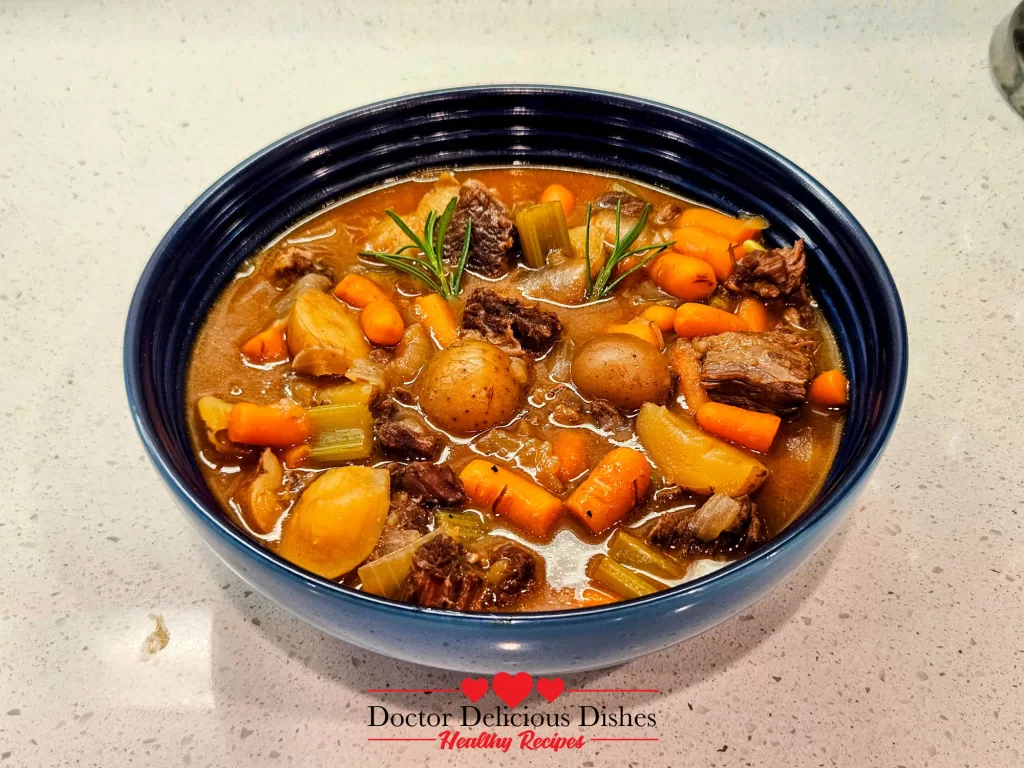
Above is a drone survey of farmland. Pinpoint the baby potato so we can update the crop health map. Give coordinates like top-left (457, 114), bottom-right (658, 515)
top-left (571, 333), bottom-right (671, 411)
top-left (416, 340), bottom-right (524, 435)
top-left (287, 290), bottom-right (370, 360)
top-left (278, 466), bottom-right (390, 579)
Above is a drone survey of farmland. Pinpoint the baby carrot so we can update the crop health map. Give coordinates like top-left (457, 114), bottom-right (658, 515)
top-left (412, 293), bottom-right (459, 348)
top-left (680, 208), bottom-right (766, 244)
top-left (552, 430), bottom-right (591, 482)
top-left (672, 226), bottom-right (734, 280)
top-left (640, 304), bottom-right (678, 333)
top-left (240, 319), bottom-right (289, 363)
top-left (459, 460), bottom-right (563, 538)
top-left (360, 299), bottom-right (405, 346)
top-left (650, 253), bottom-right (717, 301)
top-left (696, 402), bottom-right (781, 453)
top-left (808, 369), bottom-right (849, 407)
top-left (540, 183), bottom-right (575, 218)
top-left (674, 303), bottom-right (750, 337)
top-left (736, 297), bottom-right (770, 332)
top-left (567, 447), bottom-right (652, 534)
top-left (227, 401), bottom-right (312, 447)
top-left (605, 319), bottom-right (664, 350)
top-left (333, 274), bottom-right (389, 308)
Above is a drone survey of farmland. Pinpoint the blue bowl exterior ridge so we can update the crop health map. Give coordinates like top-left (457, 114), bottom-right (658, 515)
top-left (124, 86), bottom-right (907, 673)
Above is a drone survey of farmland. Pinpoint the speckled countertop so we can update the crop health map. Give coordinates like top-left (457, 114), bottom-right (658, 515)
top-left (2, 1), bottom-right (1023, 766)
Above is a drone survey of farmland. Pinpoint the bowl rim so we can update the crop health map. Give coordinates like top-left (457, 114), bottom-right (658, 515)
top-left (124, 84), bottom-right (908, 624)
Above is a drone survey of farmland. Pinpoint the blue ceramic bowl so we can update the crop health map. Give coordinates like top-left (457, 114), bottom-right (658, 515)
top-left (124, 86), bottom-right (907, 674)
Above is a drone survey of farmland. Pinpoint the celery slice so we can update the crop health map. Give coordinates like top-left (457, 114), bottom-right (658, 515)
top-left (515, 201), bottom-right (575, 268)
top-left (586, 554), bottom-right (665, 599)
top-left (434, 510), bottom-right (486, 540)
top-left (315, 381), bottom-right (378, 407)
top-left (307, 403), bottom-right (374, 463)
top-left (607, 530), bottom-right (686, 580)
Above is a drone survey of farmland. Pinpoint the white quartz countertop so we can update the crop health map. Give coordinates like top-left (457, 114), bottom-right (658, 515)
top-left (2, 1), bottom-right (1023, 765)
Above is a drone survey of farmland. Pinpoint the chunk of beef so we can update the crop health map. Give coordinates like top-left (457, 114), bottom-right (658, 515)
top-left (400, 533), bottom-right (538, 611)
top-left (594, 190), bottom-right (648, 218)
top-left (377, 420), bottom-right (441, 460)
top-left (442, 180), bottom-right (515, 277)
top-left (388, 461), bottom-right (466, 507)
top-left (654, 201), bottom-right (683, 226)
top-left (401, 533), bottom-right (486, 611)
top-left (724, 240), bottom-right (808, 302)
top-left (386, 491), bottom-right (433, 534)
top-left (460, 288), bottom-right (563, 356)
top-left (694, 331), bottom-right (815, 416)
top-left (648, 494), bottom-right (759, 555)
top-left (588, 398), bottom-right (628, 432)
top-left (265, 245), bottom-right (335, 286)
top-left (481, 543), bottom-right (537, 604)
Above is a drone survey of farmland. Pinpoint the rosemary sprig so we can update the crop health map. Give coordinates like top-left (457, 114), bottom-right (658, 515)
top-left (584, 201), bottom-right (674, 301)
top-left (359, 197), bottom-right (472, 299)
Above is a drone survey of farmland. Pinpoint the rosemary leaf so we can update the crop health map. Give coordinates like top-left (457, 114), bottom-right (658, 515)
top-left (360, 197), bottom-right (472, 299)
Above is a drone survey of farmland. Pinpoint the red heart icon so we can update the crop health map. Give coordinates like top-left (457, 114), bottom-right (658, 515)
top-left (460, 677), bottom-right (488, 703)
top-left (492, 672), bottom-right (533, 709)
top-left (536, 677), bottom-right (565, 703)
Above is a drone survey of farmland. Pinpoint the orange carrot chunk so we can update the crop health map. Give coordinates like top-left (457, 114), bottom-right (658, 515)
top-left (605, 319), bottom-right (664, 350)
top-left (412, 293), bottom-right (459, 348)
top-left (240, 319), bottom-right (289, 363)
top-left (680, 208), bottom-right (766, 244)
top-left (552, 431), bottom-right (591, 483)
top-left (650, 253), bottom-right (718, 301)
top-left (736, 297), bottom-right (770, 332)
top-left (640, 304), bottom-right (678, 333)
top-left (459, 460), bottom-right (563, 538)
top-left (695, 402), bottom-right (781, 453)
top-left (674, 303), bottom-right (750, 337)
top-left (539, 183), bottom-right (576, 218)
top-left (227, 401), bottom-right (312, 447)
top-left (672, 226), bottom-right (735, 280)
top-left (808, 369), bottom-right (849, 407)
top-left (360, 299), bottom-right (405, 346)
top-left (567, 447), bottom-right (652, 534)
top-left (333, 274), bottom-right (389, 308)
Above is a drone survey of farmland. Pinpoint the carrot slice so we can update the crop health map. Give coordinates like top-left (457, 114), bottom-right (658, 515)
top-left (673, 303), bottom-right (750, 337)
top-left (808, 369), bottom-right (849, 407)
top-left (552, 431), bottom-right (591, 483)
top-left (672, 226), bottom-right (734, 280)
top-left (650, 253), bottom-right (717, 301)
top-left (566, 447), bottom-right (651, 534)
top-left (605, 319), bottom-right (664, 350)
top-left (240, 319), bottom-right (289, 363)
top-left (680, 208), bottom-right (766, 244)
top-left (695, 402), bottom-right (780, 453)
top-left (412, 293), bottom-right (459, 348)
top-left (360, 299), bottom-right (405, 346)
top-left (333, 274), bottom-right (389, 308)
top-left (227, 401), bottom-right (312, 447)
top-left (540, 183), bottom-right (575, 217)
top-left (640, 304), bottom-right (677, 333)
top-left (736, 297), bottom-right (770, 332)
top-left (459, 460), bottom-right (563, 538)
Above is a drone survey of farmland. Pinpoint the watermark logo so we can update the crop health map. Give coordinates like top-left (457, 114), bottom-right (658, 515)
top-left (367, 673), bottom-right (659, 753)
